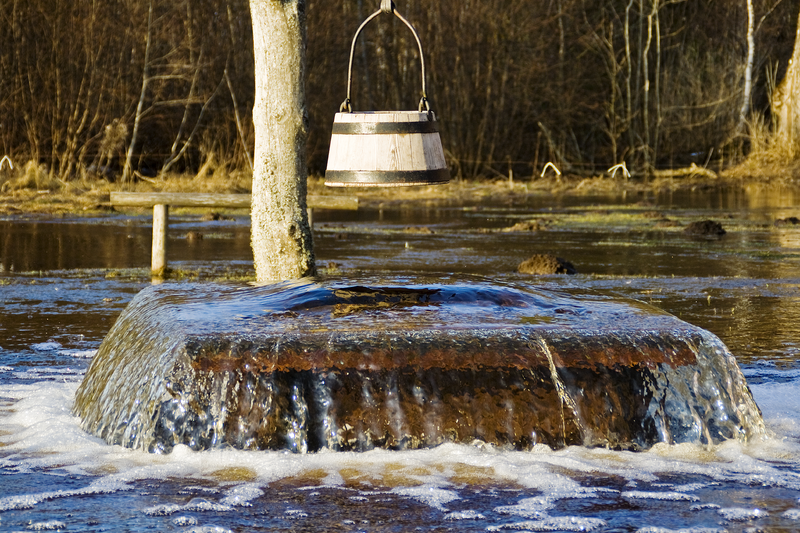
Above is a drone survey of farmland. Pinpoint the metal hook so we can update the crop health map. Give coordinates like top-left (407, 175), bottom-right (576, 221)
top-left (342, 2), bottom-right (429, 114)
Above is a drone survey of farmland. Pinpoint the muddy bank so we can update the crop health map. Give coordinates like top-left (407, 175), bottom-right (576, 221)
top-left (3, 168), bottom-right (800, 216)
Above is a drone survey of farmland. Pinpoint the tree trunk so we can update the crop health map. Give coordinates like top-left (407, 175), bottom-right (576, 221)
top-left (738, 0), bottom-right (754, 131)
top-left (773, 5), bottom-right (800, 157)
top-left (249, 0), bottom-right (315, 282)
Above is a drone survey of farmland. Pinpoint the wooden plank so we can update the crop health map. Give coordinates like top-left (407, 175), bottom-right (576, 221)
top-left (111, 192), bottom-right (249, 208)
top-left (308, 195), bottom-right (358, 210)
top-left (110, 192), bottom-right (358, 210)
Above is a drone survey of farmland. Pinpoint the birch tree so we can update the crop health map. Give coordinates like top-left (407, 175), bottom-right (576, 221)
top-left (249, 0), bottom-right (315, 282)
top-left (738, 0), bottom-right (755, 131)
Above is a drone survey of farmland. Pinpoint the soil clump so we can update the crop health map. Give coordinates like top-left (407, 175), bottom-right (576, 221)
top-left (518, 254), bottom-right (577, 275)
top-left (684, 220), bottom-right (726, 238)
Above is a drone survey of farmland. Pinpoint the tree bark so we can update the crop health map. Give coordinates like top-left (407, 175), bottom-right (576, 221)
top-left (773, 5), bottom-right (800, 157)
top-left (249, 0), bottom-right (315, 282)
top-left (738, 0), bottom-right (755, 131)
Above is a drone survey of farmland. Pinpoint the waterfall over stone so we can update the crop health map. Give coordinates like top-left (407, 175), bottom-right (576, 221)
top-left (73, 276), bottom-right (766, 453)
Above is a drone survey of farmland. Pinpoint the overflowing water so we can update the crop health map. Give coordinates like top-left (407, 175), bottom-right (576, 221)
top-left (73, 278), bottom-right (765, 455)
top-left (2, 187), bottom-right (800, 531)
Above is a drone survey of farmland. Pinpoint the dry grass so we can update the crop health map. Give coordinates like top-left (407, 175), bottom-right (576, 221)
top-left (723, 155), bottom-right (800, 186)
top-left (1, 162), bottom-right (799, 216)
top-left (1, 160), bottom-right (61, 192)
top-left (0, 160), bottom-right (253, 215)
top-left (722, 114), bottom-right (800, 187)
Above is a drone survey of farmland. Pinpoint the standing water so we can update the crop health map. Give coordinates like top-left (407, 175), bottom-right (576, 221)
top-left (2, 187), bottom-right (800, 532)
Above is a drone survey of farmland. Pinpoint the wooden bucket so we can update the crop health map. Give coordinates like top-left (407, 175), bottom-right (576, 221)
top-left (324, 2), bottom-right (450, 187)
top-left (325, 111), bottom-right (450, 187)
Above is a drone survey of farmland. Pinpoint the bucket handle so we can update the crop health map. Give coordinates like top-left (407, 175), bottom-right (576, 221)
top-left (339, 0), bottom-right (430, 114)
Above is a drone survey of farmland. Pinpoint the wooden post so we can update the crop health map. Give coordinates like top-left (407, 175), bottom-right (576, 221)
top-left (106, 192), bottom-right (358, 276)
top-left (152, 204), bottom-right (168, 277)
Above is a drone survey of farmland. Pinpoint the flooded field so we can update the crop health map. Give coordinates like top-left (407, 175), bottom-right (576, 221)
top-left (1, 186), bottom-right (800, 532)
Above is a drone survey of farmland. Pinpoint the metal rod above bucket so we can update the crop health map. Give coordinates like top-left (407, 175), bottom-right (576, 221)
top-left (324, 1), bottom-right (449, 188)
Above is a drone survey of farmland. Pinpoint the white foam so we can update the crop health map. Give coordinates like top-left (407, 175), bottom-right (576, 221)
top-left (143, 498), bottom-right (233, 516)
top-left (25, 520), bottom-right (67, 530)
top-left (31, 342), bottom-right (61, 351)
top-left (391, 485), bottom-right (460, 511)
top-left (0, 477), bottom-right (132, 511)
top-left (717, 507), bottom-right (768, 521)
top-left (783, 509), bottom-right (800, 519)
top-left (58, 349), bottom-right (97, 359)
top-left (182, 498), bottom-right (234, 513)
top-left (487, 516), bottom-right (607, 531)
top-left (495, 496), bottom-right (553, 518)
top-left (636, 527), bottom-right (728, 533)
top-left (219, 484), bottom-right (263, 507)
top-left (444, 509), bottom-right (485, 520)
top-left (3, 378), bottom-right (800, 520)
top-left (173, 516), bottom-right (198, 526)
top-left (143, 503), bottom-right (182, 516)
top-left (689, 503), bottom-right (721, 511)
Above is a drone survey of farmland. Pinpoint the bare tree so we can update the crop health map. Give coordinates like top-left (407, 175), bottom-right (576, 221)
top-left (739, 0), bottom-right (755, 131)
top-left (122, 1), bottom-right (154, 183)
top-left (249, 0), bottom-right (315, 282)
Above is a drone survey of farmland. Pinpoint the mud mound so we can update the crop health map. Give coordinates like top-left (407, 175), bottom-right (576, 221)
top-left (684, 220), bottom-right (726, 237)
top-left (518, 254), bottom-right (576, 275)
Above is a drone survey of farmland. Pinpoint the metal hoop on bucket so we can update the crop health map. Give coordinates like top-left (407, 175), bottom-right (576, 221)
top-left (339, 0), bottom-right (430, 114)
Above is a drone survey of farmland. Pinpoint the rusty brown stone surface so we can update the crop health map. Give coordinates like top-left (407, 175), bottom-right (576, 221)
top-left (73, 277), bottom-right (765, 454)
top-left (185, 331), bottom-right (698, 375)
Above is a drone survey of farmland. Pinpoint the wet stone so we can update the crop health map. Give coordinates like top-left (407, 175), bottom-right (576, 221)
top-left (73, 276), bottom-right (765, 454)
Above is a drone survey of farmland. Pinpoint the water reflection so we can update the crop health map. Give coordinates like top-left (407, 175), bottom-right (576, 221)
top-left (0, 216), bottom-right (252, 273)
